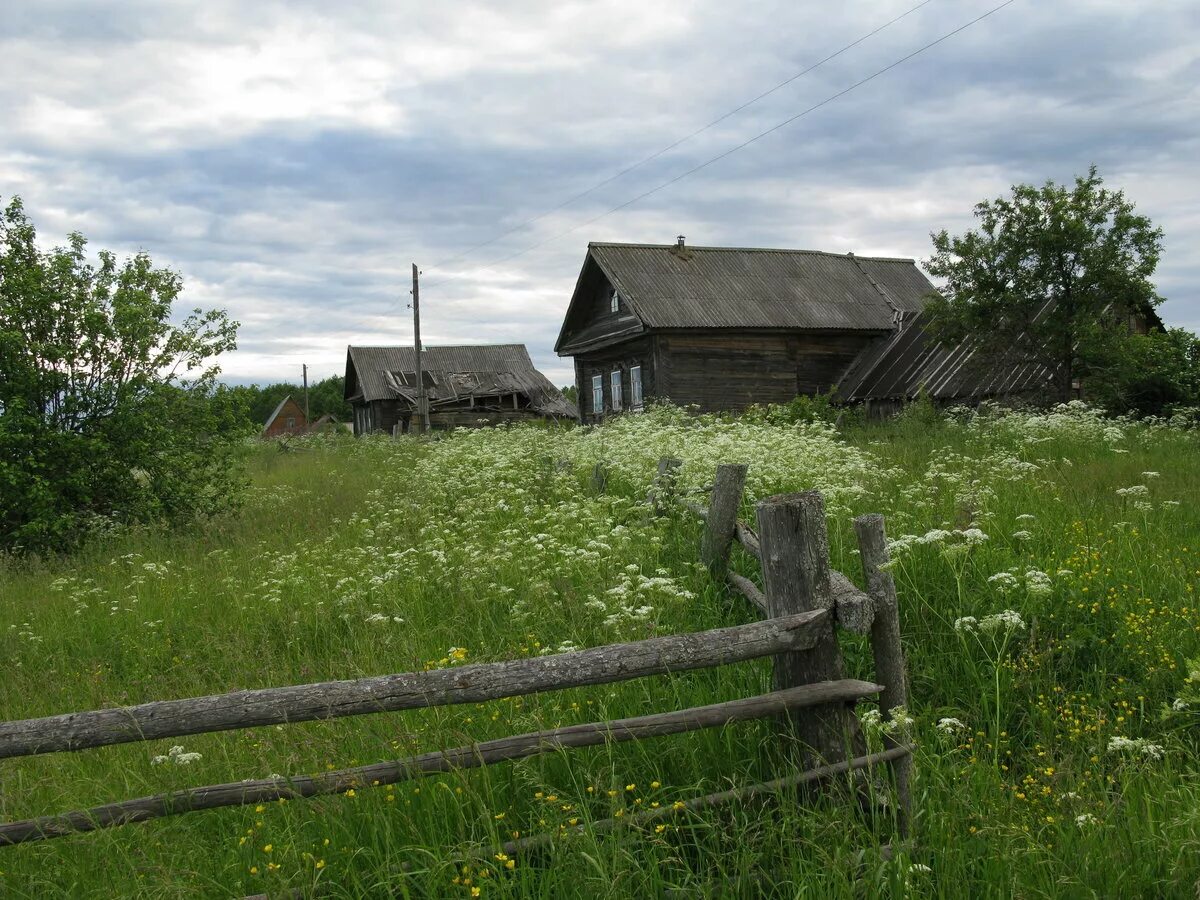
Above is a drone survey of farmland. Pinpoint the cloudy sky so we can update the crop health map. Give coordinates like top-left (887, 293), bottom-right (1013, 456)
top-left (3, 0), bottom-right (1197, 387)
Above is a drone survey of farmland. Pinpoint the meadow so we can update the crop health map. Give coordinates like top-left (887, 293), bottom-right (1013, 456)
top-left (2, 402), bottom-right (1199, 898)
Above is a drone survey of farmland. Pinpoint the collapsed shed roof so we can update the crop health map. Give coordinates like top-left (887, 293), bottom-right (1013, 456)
top-left (345, 344), bottom-right (577, 418)
top-left (837, 310), bottom-right (1056, 401)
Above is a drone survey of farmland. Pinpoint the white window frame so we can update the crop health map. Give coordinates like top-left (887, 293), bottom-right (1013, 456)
top-left (610, 370), bottom-right (623, 411)
top-left (630, 365), bottom-right (643, 409)
top-left (591, 374), bottom-right (603, 414)
top-left (609, 289), bottom-right (620, 313)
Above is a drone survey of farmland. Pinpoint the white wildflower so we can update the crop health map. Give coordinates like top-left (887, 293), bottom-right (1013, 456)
top-left (936, 717), bottom-right (966, 734)
top-left (953, 616), bottom-right (979, 635)
top-left (1107, 736), bottom-right (1165, 760)
top-left (978, 610), bottom-right (1026, 634)
top-left (1075, 813), bottom-right (1098, 827)
top-left (1172, 698), bottom-right (1189, 712)
top-left (1011, 530), bottom-right (1033, 541)
top-left (1115, 485), bottom-right (1149, 498)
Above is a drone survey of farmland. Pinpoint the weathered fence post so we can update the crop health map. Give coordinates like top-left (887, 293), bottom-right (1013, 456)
top-left (700, 463), bottom-right (748, 577)
top-left (756, 491), bottom-right (863, 766)
top-left (854, 513), bottom-right (913, 836)
top-left (650, 457), bottom-right (682, 515)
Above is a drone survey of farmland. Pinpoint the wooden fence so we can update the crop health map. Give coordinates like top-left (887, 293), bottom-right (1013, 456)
top-left (0, 459), bottom-right (912, 855)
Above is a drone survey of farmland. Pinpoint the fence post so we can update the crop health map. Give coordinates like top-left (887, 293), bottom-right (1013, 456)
top-left (700, 463), bottom-right (748, 577)
top-left (650, 457), bottom-right (682, 515)
top-left (591, 462), bottom-right (608, 494)
top-left (756, 490), bottom-right (863, 767)
top-left (853, 513), bottom-right (913, 836)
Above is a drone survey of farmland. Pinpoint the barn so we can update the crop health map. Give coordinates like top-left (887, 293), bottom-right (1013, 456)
top-left (344, 344), bottom-right (577, 435)
top-left (261, 395), bottom-right (308, 438)
top-left (554, 238), bottom-right (1056, 421)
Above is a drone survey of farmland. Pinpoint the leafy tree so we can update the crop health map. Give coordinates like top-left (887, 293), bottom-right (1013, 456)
top-left (240, 375), bottom-right (351, 427)
top-left (0, 197), bottom-right (245, 554)
top-left (924, 167), bottom-right (1164, 403)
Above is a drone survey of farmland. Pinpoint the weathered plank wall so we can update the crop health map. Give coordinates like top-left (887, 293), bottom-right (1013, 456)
top-left (653, 330), bottom-right (878, 414)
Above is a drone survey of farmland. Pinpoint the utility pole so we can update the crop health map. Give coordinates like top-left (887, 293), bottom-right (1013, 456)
top-left (302, 363), bottom-right (309, 421)
top-left (410, 263), bottom-right (429, 434)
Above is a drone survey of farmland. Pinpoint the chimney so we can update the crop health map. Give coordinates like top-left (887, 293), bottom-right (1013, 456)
top-left (669, 234), bottom-right (693, 260)
top-left (676, 235), bottom-right (686, 250)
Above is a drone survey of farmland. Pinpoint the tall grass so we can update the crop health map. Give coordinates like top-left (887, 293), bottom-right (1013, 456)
top-left (1, 404), bottom-right (1199, 898)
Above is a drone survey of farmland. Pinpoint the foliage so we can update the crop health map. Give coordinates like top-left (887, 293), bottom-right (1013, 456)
top-left (559, 383), bottom-right (578, 405)
top-left (1084, 327), bottom-right (1200, 418)
top-left (742, 388), bottom-right (851, 427)
top-left (232, 376), bottom-right (353, 428)
top-left (0, 197), bottom-right (245, 554)
top-left (925, 166), bottom-right (1165, 403)
top-left (3, 404), bottom-right (1200, 896)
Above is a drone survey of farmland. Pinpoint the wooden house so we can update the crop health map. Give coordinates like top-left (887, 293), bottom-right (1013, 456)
top-left (344, 344), bottom-right (578, 435)
top-left (261, 395), bottom-right (307, 438)
top-left (554, 238), bottom-right (1068, 420)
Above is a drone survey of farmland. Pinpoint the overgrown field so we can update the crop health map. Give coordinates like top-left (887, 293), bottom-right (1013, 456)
top-left (2, 403), bottom-right (1200, 898)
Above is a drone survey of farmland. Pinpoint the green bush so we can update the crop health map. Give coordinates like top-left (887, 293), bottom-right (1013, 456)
top-left (0, 197), bottom-right (247, 554)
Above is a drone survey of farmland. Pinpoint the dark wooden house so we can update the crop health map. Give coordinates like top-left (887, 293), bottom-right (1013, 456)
top-left (344, 344), bottom-right (578, 435)
top-left (261, 395), bottom-right (308, 438)
top-left (555, 238), bottom-right (952, 421)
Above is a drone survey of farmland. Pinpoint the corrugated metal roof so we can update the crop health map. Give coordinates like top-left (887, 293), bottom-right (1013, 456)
top-left (346, 344), bottom-right (577, 417)
top-left (586, 243), bottom-right (934, 332)
top-left (838, 311), bottom-right (1056, 401)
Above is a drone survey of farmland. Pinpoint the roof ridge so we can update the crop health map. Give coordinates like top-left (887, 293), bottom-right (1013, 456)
top-left (588, 241), bottom-right (915, 263)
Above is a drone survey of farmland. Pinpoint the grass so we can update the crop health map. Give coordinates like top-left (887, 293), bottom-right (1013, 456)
top-left (1, 403), bottom-right (1200, 897)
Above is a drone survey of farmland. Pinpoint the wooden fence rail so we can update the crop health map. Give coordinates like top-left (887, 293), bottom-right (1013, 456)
top-left (0, 611), bottom-right (829, 760)
top-left (1, 457), bottom-right (914, 856)
top-left (0, 680), bottom-right (880, 846)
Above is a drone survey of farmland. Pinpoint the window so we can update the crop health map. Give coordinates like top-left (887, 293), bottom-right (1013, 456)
top-left (286, 416), bottom-right (296, 428)
top-left (591, 374), bottom-right (603, 413)
top-left (630, 365), bottom-right (643, 408)
top-left (609, 288), bottom-right (620, 313)
top-left (610, 370), bottom-right (622, 411)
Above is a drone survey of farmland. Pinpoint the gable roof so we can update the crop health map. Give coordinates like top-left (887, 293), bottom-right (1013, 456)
top-left (261, 395), bottom-right (305, 434)
top-left (556, 242), bottom-right (937, 353)
top-left (345, 344), bottom-right (577, 418)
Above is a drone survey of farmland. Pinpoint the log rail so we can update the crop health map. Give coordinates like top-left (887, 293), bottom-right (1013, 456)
top-left (1, 458), bottom-right (915, 855)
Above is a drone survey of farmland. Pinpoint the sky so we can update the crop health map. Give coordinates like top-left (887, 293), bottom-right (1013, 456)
top-left (2, 0), bottom-right (1198, 388)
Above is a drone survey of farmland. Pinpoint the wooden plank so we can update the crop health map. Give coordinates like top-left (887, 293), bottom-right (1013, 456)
top-left (735, 520), bottom-right (761, 560)
top-left (829, 570), bottom-right (876, 635)
top-left (756, 491), bottom-right (863, 766)
top-left (0, 681), bottom-right (882, 846)
top-left (726, 571), bottom-right (767, 615)
top-left (493, 744), bottom-right (913, 858)
top-left (854, 514), bottom-right (913, 836)
top-left (700, 464), bottom-right (748, 578)
top-left (0, 611), bottom-right (831, 760)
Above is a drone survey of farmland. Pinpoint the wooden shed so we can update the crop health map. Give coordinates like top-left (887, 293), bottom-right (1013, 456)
top-left (344, 344), bottom-right (578, 435)
top-left (261, 395), bottom-right (308, 438)
top-left (555, 238), bottom-right (947, 421)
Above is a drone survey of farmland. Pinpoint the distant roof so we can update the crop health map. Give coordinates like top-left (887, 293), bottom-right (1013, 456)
top-left (345, 344), bottom-right (577, 418)
top-left (568, 242), bottom-right (935, 341)
top-left (837, 310), bottom-right (1056, 401)
top-left (261, 395), bottom-right (303, 434)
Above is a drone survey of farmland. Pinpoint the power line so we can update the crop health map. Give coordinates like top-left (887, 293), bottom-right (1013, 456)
top-left (425, 0), bottom-right (937, 273)
top-left (425, 0), bottom-right (1016, 290)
